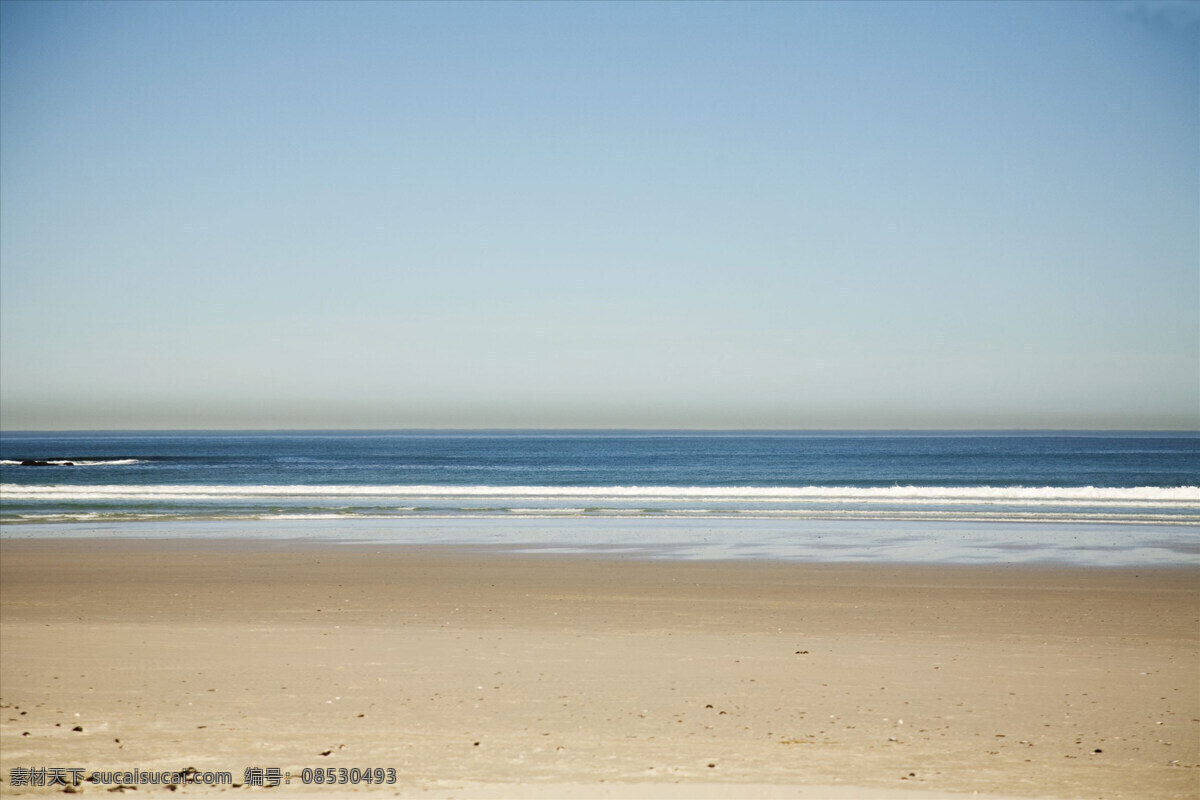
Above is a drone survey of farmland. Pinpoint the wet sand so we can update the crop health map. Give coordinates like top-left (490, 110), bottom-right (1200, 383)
top-left (0, 537), bottom-right (1196, 798)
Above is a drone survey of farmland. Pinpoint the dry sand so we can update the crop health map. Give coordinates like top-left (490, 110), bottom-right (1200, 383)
top-left (0, 537), bottom-right (1196, 799)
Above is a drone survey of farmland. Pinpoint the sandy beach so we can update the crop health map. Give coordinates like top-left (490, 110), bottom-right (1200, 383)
top-left (1, 537), bottom-right (1196, 799)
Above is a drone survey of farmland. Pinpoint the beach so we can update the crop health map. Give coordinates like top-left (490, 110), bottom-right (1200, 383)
top-left (3, 0), bottom-right (1197, 792)
top-left (1, 537), bottom-right (1196, 799)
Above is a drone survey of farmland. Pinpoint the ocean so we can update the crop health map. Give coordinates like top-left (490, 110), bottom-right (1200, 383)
top-left (2, 430), bottom-right (1197, 565)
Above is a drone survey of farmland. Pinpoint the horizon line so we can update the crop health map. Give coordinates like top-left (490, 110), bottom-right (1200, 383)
top-left (2, 427), bottom-right (1197, 435)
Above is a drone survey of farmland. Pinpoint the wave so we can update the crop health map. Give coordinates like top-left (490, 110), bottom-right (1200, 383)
top-left (3, 509), bottom-right (1195, 527)
top-left (4, 484), bottom-right (1196, 528)
top-left (0, 459), bottom-right (142, 467)
top-left (2, 483), bottom-right (1197, 505)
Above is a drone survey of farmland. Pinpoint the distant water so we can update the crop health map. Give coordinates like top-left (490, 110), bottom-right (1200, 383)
top-left (1, 430), bottom-right (1196, 526)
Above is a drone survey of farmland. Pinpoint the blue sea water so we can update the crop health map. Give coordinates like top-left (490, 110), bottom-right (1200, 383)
top-left (1, 430), bottom-right (1196, 526)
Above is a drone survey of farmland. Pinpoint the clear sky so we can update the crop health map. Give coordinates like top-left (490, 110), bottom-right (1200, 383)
top-left (1, 0), bottom-right (1196, 430)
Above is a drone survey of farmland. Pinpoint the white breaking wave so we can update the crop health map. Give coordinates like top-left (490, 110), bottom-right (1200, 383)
top-left (2, 483), bottom-right (1198, 506)
top-left (0, 459), bottom-right (141, 467)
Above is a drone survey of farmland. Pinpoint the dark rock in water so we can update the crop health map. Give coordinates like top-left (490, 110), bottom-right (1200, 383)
top-left (19, 459), bottom-right (73, 467)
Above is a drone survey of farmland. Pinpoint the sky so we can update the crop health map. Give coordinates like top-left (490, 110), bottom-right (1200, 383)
top-left (1, 0), bottom-right (1197, 430)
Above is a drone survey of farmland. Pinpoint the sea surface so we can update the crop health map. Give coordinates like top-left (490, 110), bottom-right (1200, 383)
top-left (2, 431), bottom-right (1197, 565)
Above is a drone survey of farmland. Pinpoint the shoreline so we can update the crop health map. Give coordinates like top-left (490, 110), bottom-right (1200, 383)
top-left (1, 516), bottom-right (1196, 568)
top-left (2, 537), bottom-right (1197, 798)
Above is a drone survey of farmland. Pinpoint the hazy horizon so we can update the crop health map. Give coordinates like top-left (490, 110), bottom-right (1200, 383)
top-left (2, 1), bottom-right (1197, 431)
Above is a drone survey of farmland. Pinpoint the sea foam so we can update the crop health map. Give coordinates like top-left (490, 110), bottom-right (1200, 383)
top-left (2, 483), bottom-right (1197, 504)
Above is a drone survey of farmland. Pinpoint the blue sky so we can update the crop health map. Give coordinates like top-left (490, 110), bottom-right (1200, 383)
top-left (1, 0), bottom-right (1196, 429)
